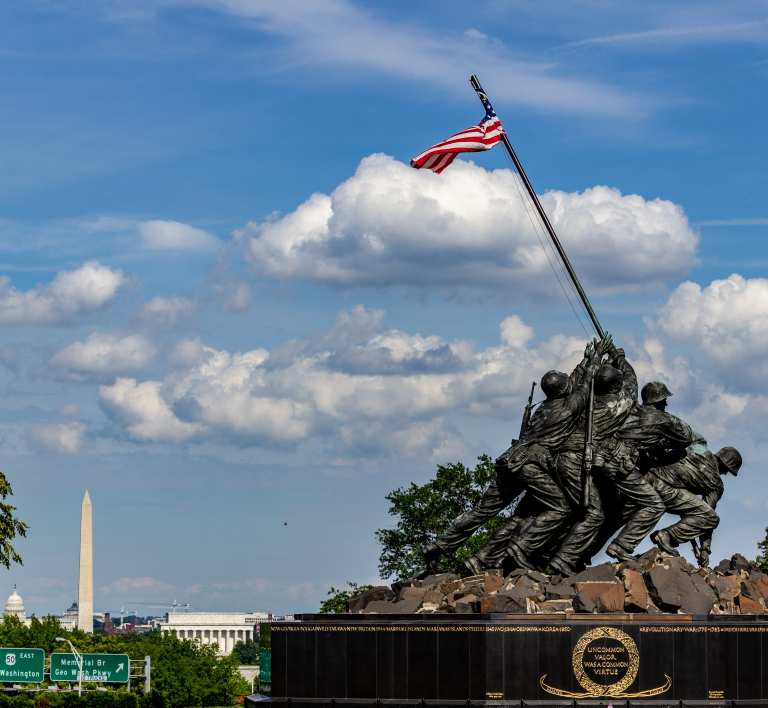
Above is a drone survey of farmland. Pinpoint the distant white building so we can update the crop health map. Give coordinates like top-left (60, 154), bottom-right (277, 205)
top-left (58, 601), bottom-right (79, 631)
top-left (4, 587), bottom-right (30, 626)
top-left (159, 611), bottom-right (270, 655)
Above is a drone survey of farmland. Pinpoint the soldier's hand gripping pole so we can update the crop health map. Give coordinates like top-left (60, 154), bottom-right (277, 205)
top-left (580, 335), bottom-right (610, 509)
top-left (519, 381), bottom-right (537, 439)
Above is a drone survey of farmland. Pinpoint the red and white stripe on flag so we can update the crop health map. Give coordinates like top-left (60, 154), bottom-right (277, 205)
top-left (410, 116), bottom-right (504, 174)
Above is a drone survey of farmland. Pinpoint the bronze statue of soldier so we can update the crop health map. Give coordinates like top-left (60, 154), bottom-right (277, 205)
top-left (649, 440), bottom-right (742, 567)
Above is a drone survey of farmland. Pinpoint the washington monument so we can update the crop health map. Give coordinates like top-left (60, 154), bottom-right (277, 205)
top-left (78, 490), bottom-right (93, 633)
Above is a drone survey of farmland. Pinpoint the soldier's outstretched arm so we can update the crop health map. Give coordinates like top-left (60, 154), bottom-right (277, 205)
top-left (703, 486), bottom-right (723, 512)
top-left (565, 337), bottom-right (609, 414)
top-left (568, 339), bottom-right (595, 388)
top-left (609, 343), bottom-right (639, 401)
top-left (662, 412), bottom-right (697, 448)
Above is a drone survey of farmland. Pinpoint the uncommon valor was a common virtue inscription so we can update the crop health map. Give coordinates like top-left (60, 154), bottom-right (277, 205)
top-left (539, 626), bottom-right (671, 698)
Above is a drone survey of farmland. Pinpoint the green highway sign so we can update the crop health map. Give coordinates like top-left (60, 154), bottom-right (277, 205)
top-left (0, 648), bottom-right (45, 683)
top-left (50, 653), bottom-right (130, 683)
top-left (259, 648), bottom-right (271, 684)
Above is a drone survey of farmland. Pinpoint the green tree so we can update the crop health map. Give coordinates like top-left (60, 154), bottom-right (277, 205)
top-left (228, 669), bottom-right (252, 698)
top-left (375, 455), bottom-right (502, 579)
top-left (0, 472), bottom-right (28, 568)
top-left (757, 527), bottom-right (768, 573)
top-left (231, 638), bottom-right (259, 664)
top-left (319, 582), bottom-right (373, 613)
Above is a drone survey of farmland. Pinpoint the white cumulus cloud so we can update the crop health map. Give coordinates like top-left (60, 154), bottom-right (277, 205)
top-left (97, 306), bottom-right (588, 458)
top-left (28, 422), bottom-right (86, 454)
top-left (658, 274), bottom-right (768, 389)
top-left (51, 332), bottom-right (156, 378)
top-left (140, 220), bottom-right (219, 252)
top-left (99, 378), bottom-right (202, 442)
top-left (0, 261), bottom-right (126, 325)
top-left (139, 296), bottom-right (197, 325)
top-left (238, 154), bottom-right (697, 296)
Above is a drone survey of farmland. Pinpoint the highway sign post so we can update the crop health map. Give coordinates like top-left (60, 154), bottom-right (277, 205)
top-left (0, 648), bottom-right (44, 683)
top-left (51, 653), bottom-right (130, 683)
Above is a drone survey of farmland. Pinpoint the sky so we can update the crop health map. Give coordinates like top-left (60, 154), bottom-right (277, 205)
top-left (1, 0), bottom-right (768, 617)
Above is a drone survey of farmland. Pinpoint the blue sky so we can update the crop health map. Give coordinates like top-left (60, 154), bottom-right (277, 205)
top-left (1, 0), bottom-right (768, 616)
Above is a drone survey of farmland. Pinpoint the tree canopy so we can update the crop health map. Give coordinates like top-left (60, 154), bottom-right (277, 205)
top-left (375, 455), bottom-right (502, 579)
top-left (756, 527), bottom-right (768, 573)
top-left (0, 472), bottom-right (27, 569)
top-left (231, 638), bottom-right (259, 664)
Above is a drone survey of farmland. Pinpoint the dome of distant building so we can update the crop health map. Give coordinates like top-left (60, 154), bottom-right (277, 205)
top-left (4, 586), bottom-right (26, 622)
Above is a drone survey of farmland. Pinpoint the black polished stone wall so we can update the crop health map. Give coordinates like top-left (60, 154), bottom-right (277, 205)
top-left (270, 614), bottom-right (768, 703)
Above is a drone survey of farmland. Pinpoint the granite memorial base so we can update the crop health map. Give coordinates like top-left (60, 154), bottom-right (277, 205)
top-left (269, 613), bottom-right (768, 705)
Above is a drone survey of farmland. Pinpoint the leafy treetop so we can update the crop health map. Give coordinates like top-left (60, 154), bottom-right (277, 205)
top-left (0, 472), bottom-right (27, 569)
top-left (756, 527), bottom-right (768, 573)
top-left (375, 455), bottom-right (502, 579)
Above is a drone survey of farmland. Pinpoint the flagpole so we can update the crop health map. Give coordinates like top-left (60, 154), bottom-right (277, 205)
top-left (469, 74), bottom-right (605, 340)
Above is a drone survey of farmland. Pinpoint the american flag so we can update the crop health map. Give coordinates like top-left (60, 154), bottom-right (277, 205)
top-left (410, 91), bottom-right (504, 174)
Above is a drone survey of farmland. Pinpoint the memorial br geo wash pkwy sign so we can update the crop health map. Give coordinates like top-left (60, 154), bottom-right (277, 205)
top-left (50, 653), bottom-right (129, 683)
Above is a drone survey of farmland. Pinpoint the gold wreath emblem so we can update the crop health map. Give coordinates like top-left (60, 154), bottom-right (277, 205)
top-left (574, 626), bottom-right (638, 695)
top-left (539, 626), bottom-right (672, 698)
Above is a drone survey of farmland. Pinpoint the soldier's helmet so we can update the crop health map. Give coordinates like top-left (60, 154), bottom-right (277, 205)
top-left (641, 381), bottom-right (673, 406)
top-left (594, 364), bottom-right (623, 395)
top-left (716, 446), bottom-right (743, 475)
top-left (540, 370), bottom-right (569, 399)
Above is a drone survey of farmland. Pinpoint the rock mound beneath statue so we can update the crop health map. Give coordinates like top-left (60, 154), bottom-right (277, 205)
top-left (351, 551), bottom-right (768, 616)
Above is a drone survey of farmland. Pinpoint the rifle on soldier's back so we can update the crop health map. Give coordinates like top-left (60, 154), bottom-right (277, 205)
top-left (519, 381), bottom-right (537, 438)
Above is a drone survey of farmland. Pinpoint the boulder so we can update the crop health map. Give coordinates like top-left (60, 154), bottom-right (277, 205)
top-left (621, 568), bottom-right (650, 612)
top-left (743, 571), bottom-right (768, 602)
top-left (480, 591), bottom-right (525, 613)
top-left (536, 599), bottom-right (574, 613)
top-left (637, 547), bottom-right (667, 571)
top-left (455, 594), bottom-right (480, 614)
top-left (395, 586), bottom-right (428, 613)
top-left (504, 574), bottom-right (545, 601)
top-left (418, 588), bottom-right (444, 612)
top-left (737, 594), bottom-right (765, 614)
top-left (732, 553), bottom-right (752, 573)
top-left (524, 570), bottom-right (551, 584)
top-left (458, 577), bottom-right (486, 596)
top-left (544, 581), bottom-right (576, 600)
top-left (645, 564), bottom-right (716, 614)
top-left (420, 572), bottom-right (459, 587)
top-left (348, 586), bottom-right (395, 613)
top-left (714, 558), bottom-right (733, 575)
top-left (573, 581), bottom-right (625, 613)
top-left (483, 573), bottom-right (504, 593)
top-left (567, 563), bottom-right (617, 584)
top-left (364, 599), bottom-right (407, 614)
top-left (712, 574), bottom-right (741, 604)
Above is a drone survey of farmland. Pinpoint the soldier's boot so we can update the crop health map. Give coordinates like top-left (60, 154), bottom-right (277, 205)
top-left (650, 529), bottom-right (680, 557)
top-left (547, 557), bottom-right (577, 577)
top-left (606, 541), bottom-right (635, 563)
top-left (420, 542), bottom-right (443, 572)
top-left (506, 542), bottom-right (537, 571)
